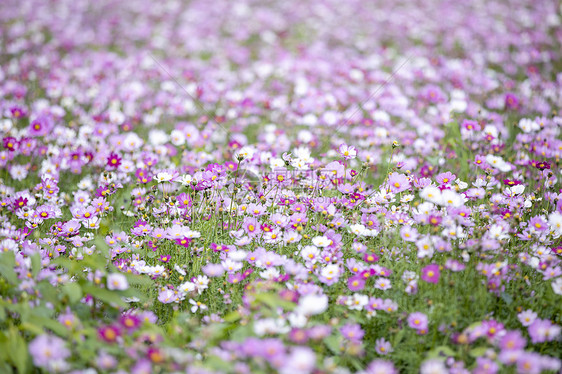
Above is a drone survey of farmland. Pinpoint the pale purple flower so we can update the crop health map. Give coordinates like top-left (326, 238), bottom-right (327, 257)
top-left (28, 334), bottom-right (70, 368)
top-left (517, 309), bottom-right (538, 327)
top-left (375, 338), bottom-right (393, 355)
top-left (408, 312), bottom-right (428, 331)
top-left (374, 278), bottom-right (392, 290)
top-left (106, 273), bottom-right (129, 291)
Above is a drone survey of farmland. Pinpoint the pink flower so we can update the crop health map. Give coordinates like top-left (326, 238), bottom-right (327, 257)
top-left (339, 143), bottom-right (357, 160)
top-left (388, 173), bottom-right (410, 193)
top-left (421, 264), bottom-right (440, 284)
top-left (408, 312), bottom-right (428, 332)
top-left (348, 276), bottom-right (365, 291)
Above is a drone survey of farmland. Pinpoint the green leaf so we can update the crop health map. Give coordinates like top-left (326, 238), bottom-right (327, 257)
top-left (324, 335), bottom-right (342, 354)
top-left (469, 346), bottom-right (488, 358)
top-left (427, 345), bottom-right (457, 359)
top-left (124, 273), bottom-right (152, 287)
top-left (253, 293), bottom-right (295, 311)
top-left (500, 292), bottom-right (513, 305)
top-left (223, 311), bottom-right (241, 323)
top-left (7, 326), bottom-right (28, 374)
top-left (0, 330), bottom-right (8, 361)
top-left (0, 251), bottom-right (18, 284)
top-left (63, 282), bottom-right (82, 304)
top-left (30, 253), bottom-right (41, 278)
top-left (30, 316), bottom-right (67, 336)
top-left (393, 328), bottom-right (406, 346)
top-left (19, 322), bottom-right (44, 336)
top-left (205, 356), bottom-right (233, 371)
top-left (82, 284), bottom-right (128, 309)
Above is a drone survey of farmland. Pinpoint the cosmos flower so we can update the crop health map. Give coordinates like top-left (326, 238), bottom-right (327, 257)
top-left (339, 144), bottom-right (357, 160)
top-left (98, 325), bottom-right (121, 343)
top-left (28, 334), bottom-right (70, 368)
top-left (408, 312), bottom-right (428, 331)
top-left (421, 264), bottom-right (441, 284)
top-left (107, 273), bottom-right (129, 290)
top-left (106, 153), bottom-right (122, 168)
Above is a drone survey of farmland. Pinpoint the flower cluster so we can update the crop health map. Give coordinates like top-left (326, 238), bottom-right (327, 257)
top-left (0, 0), bottom-right (561, 372)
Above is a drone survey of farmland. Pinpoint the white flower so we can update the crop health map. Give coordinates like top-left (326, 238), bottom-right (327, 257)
top-left (170, 129), bottom-right (186, 146)
top-left (270, 158), bottom-right (285, 169)
top-left (312, 235), bottom-right (331, 247)
top-left (260, 267), bottom-right (280, 280)
top-left (194, 275), bottom-right (209, 294)
top-left (301, 246), bottom-right (319, 263)
top-left (178, 281), bottom-right (195, 293)
top-left (488, 224), bottom-right (509, 240)
top-left (320, 264), bottom-right (340, 280)
top-left (10, 165), bottom-right (28, 181)
top-left (174, 264), bottom-right (186, 276)
top-left (234, 146), bottom-right (255, 161)
top-left (420, 359), bottom-right (448, 374)
top-left (185, 230), bottom-right (201, 238)
top-left (349, 224), bottom-right (366, 235)
top-left (254, 318), bottom-right (290, 336)
top-left (106, 273), bottom-right (128, 291)
top-left (548, 212), bottom-right (562, 234)
top-left (518, 118), bottom-right (540, 133)
top-left (485, 154), bottom-right (511, 172)
top-left (339, 144), bottom-right (357, 159)
top-left (280, 348), bottom-right (317, 374)
top-left (420, 185), bottom-right (443, 205)
top-left (0, 119), bottom-right (13, 132)
top-left (296, 294), bottom-right (328, 316)
top-left (346, 294), bottom-right (369, 311)
top-left (179, 174), bottom-right (193, 186)
top-left (505, 184), bottom-right (525, 196)
top-left (551, 278), bottom-right (562, 295)
top-left (287, 312), bottom-right (308, 328)
top-left (189, 299), bottom-right (207, 313)
top-left (154, 171), bottom-right (174, 183)
top-left (455, 178), bottom-right (468, 190)
top-left (441, 189), bottom-right (464, 207)
top-left (400, 194), bottom-right (415, 203)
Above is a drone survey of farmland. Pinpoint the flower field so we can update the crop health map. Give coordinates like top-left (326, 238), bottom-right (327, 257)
top-left (1, 0), bottom-right (562, 372)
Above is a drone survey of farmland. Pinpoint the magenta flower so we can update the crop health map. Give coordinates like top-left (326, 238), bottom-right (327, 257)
top-left (421, 264), bottom-right (441, 284)
top-left (119, 314), bottom-right (142, 331)
top-left (363, 253), bottom-right (379, 263)
top-left (98, 325), bottom-right (121, 343)
top-left (348, 276), bottom-right (365, 291)
top-left (28, 115), bottom-right (53, 137)
top-left (504, 92), bottom-right (520, 109)
top-left (177, 192), bottom-right (192, 208)
top-left (107, 152), bottom-right (122, 168)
